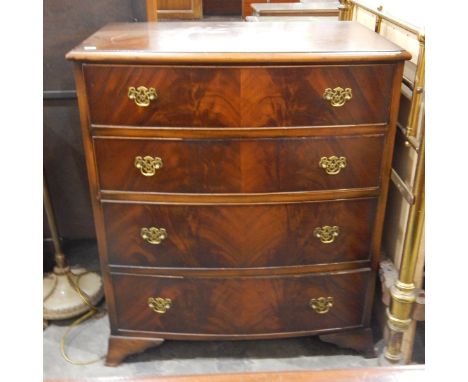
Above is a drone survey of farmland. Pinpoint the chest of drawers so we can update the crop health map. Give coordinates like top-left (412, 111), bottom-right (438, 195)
top-left (243, 0), bottom-right (297, 19)
top-left (67, 21), bottom-right (410, 366)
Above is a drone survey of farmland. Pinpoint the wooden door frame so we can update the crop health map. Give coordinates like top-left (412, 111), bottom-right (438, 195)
top-left (146, 0), bottom-right (158, 21)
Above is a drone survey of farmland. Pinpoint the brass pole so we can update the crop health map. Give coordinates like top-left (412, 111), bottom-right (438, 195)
top-left (338, 0), bottom-right (354, 21)
top-left (384, 135), bottom-right (425, 363)
top-left (406, 33), bottom-right (425, 138)
top-left (338, 3), bottom-right (346, 21)
top-left (346, 0), bottom-right (425, 364)
top-left (374, 6), bottom-right (383, 33)
top-left (351, 1), bottom-right (422, 35)
top-left (43, 177), bottom-right (67, 270)
top-left (347, 0), bottom-right (355, 20)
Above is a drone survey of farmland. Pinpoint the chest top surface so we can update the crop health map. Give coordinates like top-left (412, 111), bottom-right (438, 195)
top-left (66, 21), bottom-right (410, 64)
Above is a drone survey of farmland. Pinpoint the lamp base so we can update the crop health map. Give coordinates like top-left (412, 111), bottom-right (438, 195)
top-left (43, 267), bottom-right (103, 320)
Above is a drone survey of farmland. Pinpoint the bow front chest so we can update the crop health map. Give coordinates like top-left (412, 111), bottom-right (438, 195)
top-left (66, 21), bottom-right (410, 365)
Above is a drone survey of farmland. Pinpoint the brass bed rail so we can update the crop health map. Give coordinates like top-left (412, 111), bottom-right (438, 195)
top-left (339, 0), bottom-right (424, 142)
top-left (338, 0), bottom-right (425, 364)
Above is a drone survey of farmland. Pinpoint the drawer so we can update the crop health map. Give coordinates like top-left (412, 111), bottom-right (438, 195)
top-left (94, 135), bottom-right (385, 193)
top-left (84, 65), bottom-right (240, 127)
top-left (112, 269), bottom-right (370, 335)
top-left (84, 65), bottom-right (394, 127)
top-left (242, 65), bottom-right (393, 127)
top-left (103, 199), bottom-right (377, 268)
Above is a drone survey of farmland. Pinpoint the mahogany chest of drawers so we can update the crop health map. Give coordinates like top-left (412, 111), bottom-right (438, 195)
top-left (242, 0), bottom-right (297, 19)
top-left (66, 21), bottom-right (410, 366)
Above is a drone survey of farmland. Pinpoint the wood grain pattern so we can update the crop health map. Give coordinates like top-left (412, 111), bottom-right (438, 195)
top-left (91, 124), bottom-right (388, 139)
top-left (67, 21), bottom-right (410, 364)
top-left (65, 22), bottom-right (411, 64)
top-left (111, 269), bottom-right (370, 335)
top-left (240, 65), bottom-right (394, 127)
top-left (100, 188), bottom-right (381, 204)
top-left (85, 65), bottom-right (240, 127)
top-left (103, 199), bottom-right (377, 268)
top-left (106, 336), bottom-right (163, 366)
top-left (145, 0), bottom-right (158, 21)
top-left (73, 63), bottom-right (120, 330)
top-left (157, 0), bottom-right (203, 19)
top-left (94, 135), bottom-right (385, 193)
top-left (158, 0), bottom-right (193, 10)
top-left (84, 65), bottom-right (394, 127)
top-left (319, 327), bottom-right (376, 357)
top-left (108, 261), bottom-right (370, 278)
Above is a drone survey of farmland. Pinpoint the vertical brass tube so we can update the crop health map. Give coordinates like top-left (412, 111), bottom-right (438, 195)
top-left (338, 3), bottom-right (347, 21)
top-left (374, 6), bottom-right (383, 33)
top-left (347, 0), bottom-right (355, 20)
top-left (399, 139), bottom-right (425, 284)
top-left (406, 34), bottom-right (425, 138)
top-left (43, 177), bottom-right (66, 269)
top-left (339, 0), bottom-right (354, 21)
top-left (347, 0), bottom-right (425, 364)
top-left (384, 136), bottom-right (425, 363)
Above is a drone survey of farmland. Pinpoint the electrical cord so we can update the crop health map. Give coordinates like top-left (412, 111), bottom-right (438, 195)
top-left (58, 270), bottom-right (106, 365)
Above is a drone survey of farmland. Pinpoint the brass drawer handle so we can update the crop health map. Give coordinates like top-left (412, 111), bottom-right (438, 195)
top-left (319, 156), bottom-right (347, 175)
top-left (141, 227), bottom-right (167, 245)
top-left (128, 86), bottom-right (158, 107)
top-left (309, 297), bottom-right (333, 314)
top-left (314, 225), bottom-right (340, 244)
top-left (323, 87), bottom-right (352, 107)
top-left (135, 156), bottom-right (163, 177)
top-left (148, 297), bottom-right (172, 314)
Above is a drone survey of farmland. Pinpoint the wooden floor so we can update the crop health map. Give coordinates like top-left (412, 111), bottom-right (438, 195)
top-left (46, 365), bottom-right (425, 382)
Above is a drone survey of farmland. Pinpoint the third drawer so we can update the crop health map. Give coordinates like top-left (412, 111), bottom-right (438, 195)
top-left (94, 134), bottom-right (385, 193)
top-left (103, 198), bottom-right (377, 268)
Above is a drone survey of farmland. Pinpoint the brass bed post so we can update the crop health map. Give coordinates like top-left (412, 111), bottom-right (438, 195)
top-left (338, 0), bottom-right (354, 21)
top-left (345, 1), bottom-right (425, 363)
top-left (406, 33), bottom-right (425, 139)
top-left (383, 134), bottom-right (424, 363)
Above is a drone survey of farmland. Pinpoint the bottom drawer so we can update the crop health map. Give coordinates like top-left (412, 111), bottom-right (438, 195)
top-left (112, 269), bottom-right (370, 336)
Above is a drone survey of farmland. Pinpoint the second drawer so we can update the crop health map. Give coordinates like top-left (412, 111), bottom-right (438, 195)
top-left (94, 135), bottom-right (385, 193)
top-left (103, 199), bottom-right (377, 268)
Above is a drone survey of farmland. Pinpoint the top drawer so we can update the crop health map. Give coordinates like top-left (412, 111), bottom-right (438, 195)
top-left (83, 64), bottom-right (394, 128)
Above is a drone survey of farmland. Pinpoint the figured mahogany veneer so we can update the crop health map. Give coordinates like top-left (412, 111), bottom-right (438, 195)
top-left (84, 65), bottom-right (394, 127)
top-left (94, 135), bottom-right (385, 193)
top-left (103, 199), bottom-right (377, 268)
top-left (112, 269), bottom-right (370, 336)
top-left (67, 21), bottom-right (410, 365)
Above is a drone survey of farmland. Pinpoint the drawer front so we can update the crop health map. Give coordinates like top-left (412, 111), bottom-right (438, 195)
top-left (94, 135), bottom-right (385, 193)
top-left (84, 65), bottom-right (393, 127)
top-left (241, 65), bottom-right (393, 127)
top-left (103, 199), bottom-right (377, 268)
top-left (85, 65), bottom-right (240, 127)
top-left (112, 270), bottom-right (369, 335)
